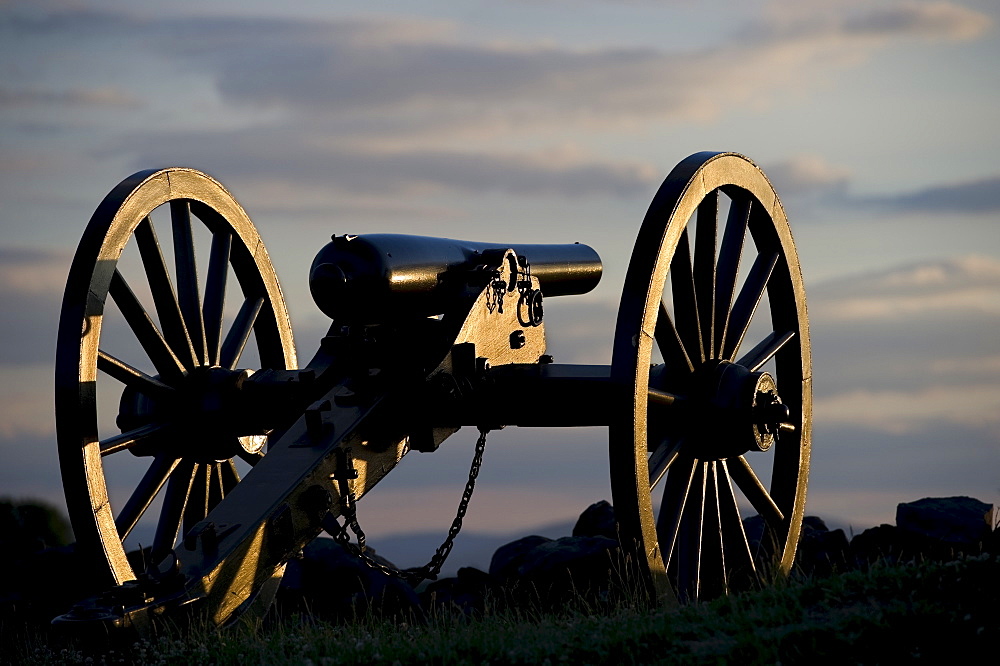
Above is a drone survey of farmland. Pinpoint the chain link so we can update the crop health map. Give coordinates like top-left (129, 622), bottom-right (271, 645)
top-left (324, 426), bottom-right (490, 584)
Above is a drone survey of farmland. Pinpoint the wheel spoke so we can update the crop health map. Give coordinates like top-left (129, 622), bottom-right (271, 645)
top-left (714, 197), bottom-right (750, 358)
top-left (220, 296), bottom-right (264, 369)
top-left (699, 462), bottom-right (727, 599)
top-left (722, 252), bottom-right (779, 361)
top-left (736, 331), bottom-right (795, 372)
top-left (648, 436), bottom-right (683, 490)
top-left (203, 231), bottom-right (232, 367)
top-left (109, 270), bottom-right (184, 381)
top-left (674, 461), bottom-right (706, 600)
top-left (220, 458), bottom-right (241, 492)
top-left (717, 459), bottom-right (757, 585)
top-left (208, 462), bottom-right (225, 512)
top-left (100, 422), bottom-right (168, 456)
top-left (670, 229), bottom-right (703, 363)
top-left (171, 200), bottom-right (207, 366)
top-left (182, 463), bottom-right (209, 537)
top-left (656, 455), bottom-right (698, 571)
top-left (151, 458), bottom-right (197, 564)
top-left (114, 453), bottom-right (179, 540)
top-left (729, 455), bottom-right (784, 528)
top-left (693, 190), bottom-right (718, 359)
top-left (97, 350), bottom-right (175, 401)
top-left (134, 217), bottom-right (198, 371)
top-left (655, 301), bottom-right (694, 374)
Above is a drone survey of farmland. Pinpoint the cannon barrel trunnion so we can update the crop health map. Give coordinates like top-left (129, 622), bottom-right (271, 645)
top-left (53, 152), bottom-right (811, 633)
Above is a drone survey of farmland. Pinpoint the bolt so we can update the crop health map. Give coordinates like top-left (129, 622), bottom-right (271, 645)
top-left (302, 484), bottom-right (333, 516)
top-left (510, 330), bottom-right (526, 349)
top-left (306, 399), bottom-right (332, 438)
top-left (528, 290), bottom-right (544, 326)
top-left (754, 399), bottom-right (790, 434)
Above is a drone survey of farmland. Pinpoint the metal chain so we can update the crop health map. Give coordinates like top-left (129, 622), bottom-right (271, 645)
top-left (324, 426), bottom-right (490, 584)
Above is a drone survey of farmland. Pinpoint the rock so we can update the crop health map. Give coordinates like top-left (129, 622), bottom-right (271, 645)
top-left (490, 534), bottom-right (620, 604)
top-left (849, 524), bottom-right (911, 565)
top-left (489, 535), bottom-right (553, 580)
top-left (276, 538), bottom-right (421, 621)
top-left (421, 567), bottom-right (495, 616)
top-left (518, 536), bottom-right (619, 581)
top-left (742, 515), bottom-right (850, 576)
top-left (742, 515), bottom-right (783, 559)
top-left (573, 500), bottom-right (617, 539)
top-left (896, 496), bottom-right (995, 548)
top-left (796, 516), bottom-right (850, 576)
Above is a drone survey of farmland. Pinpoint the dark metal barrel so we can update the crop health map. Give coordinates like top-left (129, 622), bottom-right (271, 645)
top-left (310, 233), bottom-right (602, 322)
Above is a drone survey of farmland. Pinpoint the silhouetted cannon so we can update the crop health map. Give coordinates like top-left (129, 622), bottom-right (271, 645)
top-left (54, 152), bottom-right (811, 634)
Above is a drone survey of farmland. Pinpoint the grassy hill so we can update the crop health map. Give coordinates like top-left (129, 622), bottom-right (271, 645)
top-left (11, 553), bottom-right (998, 665)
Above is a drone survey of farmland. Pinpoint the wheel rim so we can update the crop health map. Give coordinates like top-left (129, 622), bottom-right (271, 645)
top-left (610, 152), bottom-right (811, 602)
top-left (56, 168), bottom-right (296, 586)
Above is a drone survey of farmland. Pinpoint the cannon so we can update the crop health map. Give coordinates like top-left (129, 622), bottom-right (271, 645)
top-left (54, 151), bottom-right (810, 633)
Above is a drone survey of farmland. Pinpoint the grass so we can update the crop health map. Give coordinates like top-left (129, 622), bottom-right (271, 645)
top-left (8, 552), bottom-right (998, 665)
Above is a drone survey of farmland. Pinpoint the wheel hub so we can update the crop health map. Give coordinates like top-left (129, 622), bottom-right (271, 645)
top-left (118, 367), bottom-right (266, 462)
top-left (686, 360), bottom-right (790, 459)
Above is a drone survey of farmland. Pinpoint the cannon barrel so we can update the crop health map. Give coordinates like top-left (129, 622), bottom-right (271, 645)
top-left (310, 233), bottom-right (602, 322)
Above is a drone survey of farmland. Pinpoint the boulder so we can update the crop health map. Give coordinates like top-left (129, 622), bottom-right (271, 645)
top-left (849, 524), bottom-right (903, 565)
top-left (421, 567), bottom-right (495, 616)
top-left (490, 534), bottom-right (620, 604)
top-left (573, 500), bottom-right (617, 539)
top-left (896, 496), bottom-right (995, 548)
top-left (489, 535), bottom-right (554, 580)
top-left (743, 515), bottom-right (849, 576)
top-left (277, 538), bottom-right (421, 621)
top-left (796, 516), bottom-right (850, 576)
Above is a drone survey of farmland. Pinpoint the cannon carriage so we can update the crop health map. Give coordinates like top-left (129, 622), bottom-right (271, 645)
top-left (54, 151), bottom-right (810, 633)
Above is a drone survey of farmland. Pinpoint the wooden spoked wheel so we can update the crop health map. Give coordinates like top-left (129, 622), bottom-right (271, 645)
top-left (56, 168), bottom-right (296, 587)
top-left (610, 152), bottom-right (811, 602)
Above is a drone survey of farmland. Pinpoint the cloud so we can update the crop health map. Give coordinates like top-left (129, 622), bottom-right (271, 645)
top-left (7, 3), bottom-right (991, 215)
top-left (842, 2), bottom-right (990, 41)
top-left (0, 364), bottom-right (55, 438)
top-left (807, 255), bottom-right (1000, 396)
top-left (861, 175), bottom-right (1000, 214)
top-left (764, 155), bottom-right (851, 198)
top-left (0, 86), bottom-right (140, 109)
top-left (110, 129), bottom-right (659, 198)
top-left (760, 155), bottom-right (1000, 216)
top-left (749, 1), bottom-right (991, 43)
top-left (814, 384), bottom-right (1000, 434)
top-left (927, 355), bottom-right (1000, 378)
top-left (195, 3), bottom-right (990, 137)
top-left (0, 431), bottom-right (66, 512)
top-left (810, 255), bottom-right (1000, 322)
top-left (0, 247), bottom-right (69, 365)
top-left (10, 3), bottom-right (991, 140)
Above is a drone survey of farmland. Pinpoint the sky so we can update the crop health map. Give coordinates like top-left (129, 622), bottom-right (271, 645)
top-left (1, 0), bottom-right (998, 570)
